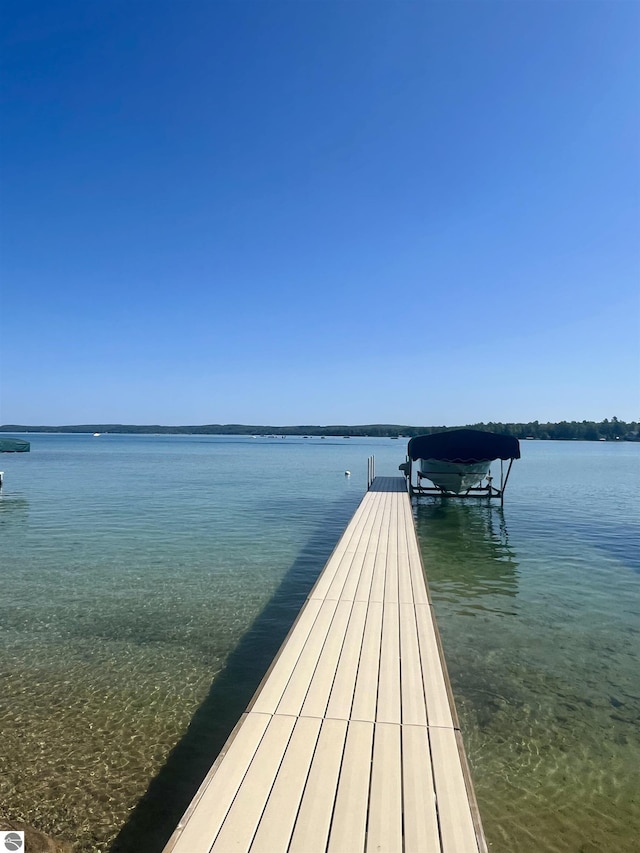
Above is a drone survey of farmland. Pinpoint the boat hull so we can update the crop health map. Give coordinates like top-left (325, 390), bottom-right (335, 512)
top-left (419, 458), bottom-right (490, 494)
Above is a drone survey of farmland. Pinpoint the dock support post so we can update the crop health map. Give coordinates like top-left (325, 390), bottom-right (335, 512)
top-left (367, 456), bottom-right (375, 490)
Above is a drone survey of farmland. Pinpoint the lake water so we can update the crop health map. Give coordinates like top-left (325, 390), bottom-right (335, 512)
top-left (0, 435), bottom-right (638, 852)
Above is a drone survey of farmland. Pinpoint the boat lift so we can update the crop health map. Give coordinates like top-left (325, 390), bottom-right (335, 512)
top-left (399, 429), bottom-right (520, 505)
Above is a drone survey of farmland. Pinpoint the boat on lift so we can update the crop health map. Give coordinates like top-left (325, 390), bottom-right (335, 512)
top-left (0, 438), bottom-right (30, 453)
top-left (400, 429), bottom-right (520, 503)
top-left (0, 437), bottom-right (30, 488)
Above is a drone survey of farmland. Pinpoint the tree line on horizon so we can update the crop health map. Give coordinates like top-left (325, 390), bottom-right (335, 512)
top-left (1, 418), bottom-right (638, 441)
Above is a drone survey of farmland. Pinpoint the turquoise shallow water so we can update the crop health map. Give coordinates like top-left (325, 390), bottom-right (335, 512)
top-left (0, 435), bottom-right (638, 852)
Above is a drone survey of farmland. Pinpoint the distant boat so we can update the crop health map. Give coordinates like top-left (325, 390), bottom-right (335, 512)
top-left (0, 438), bottom-right (30, 452)
top-left (93, 433), bottom-right (101, 437)
top-left (0, 438), bottom-right (30, 485)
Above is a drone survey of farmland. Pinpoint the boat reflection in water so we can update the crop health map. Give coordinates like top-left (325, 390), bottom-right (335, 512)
top-left (413, 497), bottom-right (521, 740)
top-left (413, 498), bottom-right (519, 602)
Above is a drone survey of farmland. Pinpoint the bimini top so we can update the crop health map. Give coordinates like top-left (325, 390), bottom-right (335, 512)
top-left (408, 429), bottom-right (520, 463)
top-left (0, 437), bottom-right (30, 452)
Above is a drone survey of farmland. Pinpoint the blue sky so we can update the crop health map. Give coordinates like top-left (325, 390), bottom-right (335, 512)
top-left (1, 0), bottom-right (638, 425)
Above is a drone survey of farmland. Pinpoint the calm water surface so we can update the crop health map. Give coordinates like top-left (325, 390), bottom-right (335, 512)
top-left (0, 435), bottom-right (638, 852)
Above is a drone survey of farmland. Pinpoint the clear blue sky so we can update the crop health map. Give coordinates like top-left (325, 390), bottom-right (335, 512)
top-left (1, 0), bottom-right (638, 426)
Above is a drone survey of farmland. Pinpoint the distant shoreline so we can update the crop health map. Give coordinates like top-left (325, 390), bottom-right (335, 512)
top-left (1, 420), bottom-right (637, 441)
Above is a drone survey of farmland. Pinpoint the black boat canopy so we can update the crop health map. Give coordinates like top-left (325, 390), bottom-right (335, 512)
top-left (408, 429), bottom-right (520, 463)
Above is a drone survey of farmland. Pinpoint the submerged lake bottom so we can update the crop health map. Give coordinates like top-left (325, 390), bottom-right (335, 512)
top-left (0, 435), bottom-right (638, 852)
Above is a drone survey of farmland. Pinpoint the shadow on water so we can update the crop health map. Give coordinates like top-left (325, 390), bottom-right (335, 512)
top-left (413, 498), bottom-right (519, 599)
top-left (109, 492), bottom-right (361, 853)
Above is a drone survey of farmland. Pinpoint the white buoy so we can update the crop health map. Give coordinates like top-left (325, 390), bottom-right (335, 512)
top-left (345, 471), bottom-right (351, 476)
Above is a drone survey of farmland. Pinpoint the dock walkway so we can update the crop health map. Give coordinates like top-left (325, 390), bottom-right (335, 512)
top-left (163, 476), bottom-right (486, 853)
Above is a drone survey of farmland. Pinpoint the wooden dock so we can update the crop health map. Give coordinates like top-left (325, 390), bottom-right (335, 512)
top-left (163, 476), bottom-right (487, 853)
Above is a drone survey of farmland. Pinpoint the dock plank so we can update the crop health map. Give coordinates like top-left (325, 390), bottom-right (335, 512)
top-left (401, 497), bottom-right (430, 605)
top-left (301, 598), bottom-right (354, 718)
top-left (287, 718), bottom-right (348, 853)
top-left (249, 716), bottom-right (322, 853)
top-left (311, 490), bottom-right (381, 601)
top-left (328, 490), bottom-right (381, 601)
top-left (353, 488), bottom-right (385, 602)
top-left (325, 600), bottom-right (368, 720)
top-left (397, 492), bottom-right (415, 603)
top-left (210, 714), bottom-right (297, 852)
top-left (350, 600), bottom-right (383, 723)
top-left (376, 601), bottom-right (401, 724)
top-left (399, 601), bottom-right (428, 726)
top-left (368, 491), bottom-right (391, 602)
top-left (326, 720), bottom-right (374, 853)
top-left (415, 603), bottom-right (455, 729)
top-left (430, 726), bottom-right (481, 852)
top-left (384, 489), bottom-right (399, 604)
top-left (402, 724), bottom-right (441, 851)
top-left (249, 598), bottom-right (323, 715)
top-left (366, 722), bottom-right (402, 853)
top-left (276, 598), bottom-right (339, 716)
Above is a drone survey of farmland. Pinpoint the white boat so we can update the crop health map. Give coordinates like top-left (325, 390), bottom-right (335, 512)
top-left (419, 458), bottom-right (491, 493)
